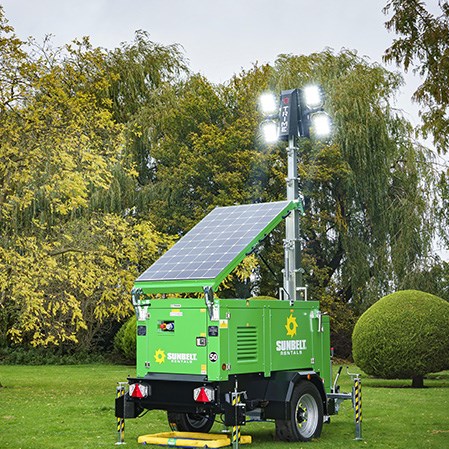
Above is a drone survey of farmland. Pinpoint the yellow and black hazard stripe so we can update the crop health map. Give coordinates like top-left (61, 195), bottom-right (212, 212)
top-left (116, 385), bottom-right (125, 443)
top-left (354, 378), bottom-right (362, 423)
top-left (232, 393), bottom-right (241, 446)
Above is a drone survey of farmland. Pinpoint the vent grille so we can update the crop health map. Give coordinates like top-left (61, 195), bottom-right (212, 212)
top-left (236, 326), bottom-right (258, 362)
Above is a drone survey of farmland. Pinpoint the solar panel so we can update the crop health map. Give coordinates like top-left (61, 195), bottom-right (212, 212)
top-left (136, 201), bottom-right (294, 284)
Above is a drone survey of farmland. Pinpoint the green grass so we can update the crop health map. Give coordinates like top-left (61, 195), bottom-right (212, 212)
top-left (1, 364), bottom-right (448, 449)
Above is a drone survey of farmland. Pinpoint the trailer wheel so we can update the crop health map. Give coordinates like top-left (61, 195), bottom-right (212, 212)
top-left (167, 412), bottom-right (215, 433)
top-left (275, 381), bottom-right (323, 442)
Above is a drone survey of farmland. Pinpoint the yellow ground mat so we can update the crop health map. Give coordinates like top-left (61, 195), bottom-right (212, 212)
top-left (138, 431), bottom-right (252, 447)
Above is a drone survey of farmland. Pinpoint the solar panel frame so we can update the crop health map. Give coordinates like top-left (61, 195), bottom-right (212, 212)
top-left (135, 200), bottom-right (299, 293)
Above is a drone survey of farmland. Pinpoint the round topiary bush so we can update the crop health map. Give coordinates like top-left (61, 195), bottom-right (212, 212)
top-left (352, 290), bottom-right (449, 387)
top-left (114, 315), bottom-right (136, 362)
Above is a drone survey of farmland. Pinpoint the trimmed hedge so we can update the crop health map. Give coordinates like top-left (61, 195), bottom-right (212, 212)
top-left (352, 290), bottom-right (449, 386)
top-left (114, 315), bottom-right (136, 362)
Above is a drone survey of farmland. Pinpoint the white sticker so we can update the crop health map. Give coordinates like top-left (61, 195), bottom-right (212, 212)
top-left (211, 304), bottom-right (220, 321)
top-left (137, 307), bottom-right (148, 321)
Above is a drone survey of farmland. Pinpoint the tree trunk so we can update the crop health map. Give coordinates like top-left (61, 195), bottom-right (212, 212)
top-left (411, 375), bottom-right (424, 388)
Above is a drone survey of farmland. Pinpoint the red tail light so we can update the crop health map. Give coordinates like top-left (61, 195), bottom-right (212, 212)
top-left (193, 386), bottom-right (214, 403)
top-left (129, 383), bottom-right (149, 398)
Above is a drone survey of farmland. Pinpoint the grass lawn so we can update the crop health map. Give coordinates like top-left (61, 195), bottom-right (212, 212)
top-left (0, 364), bottom-right (448, 449)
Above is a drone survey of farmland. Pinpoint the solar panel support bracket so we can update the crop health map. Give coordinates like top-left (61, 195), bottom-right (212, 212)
top-left (204, 286), bottom-right (218, 320)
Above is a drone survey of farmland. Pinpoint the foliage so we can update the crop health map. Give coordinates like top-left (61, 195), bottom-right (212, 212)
top-left (383, 1), bottom-right (449, 252)
top-left (146, 68), bottom-right (274, 235)
top-left (217, 255), bottom-right (259, 298)
top-left (0, 9), bottom-right (174, 350)
top-left (0, 6), bottom-right (438, 358)
top-left (114, 315), bottom-right (137, 362)
top-left (104, 30), bottom-right (188, 186)
top-left (0, 214), bottom-right (172, 349)
top-left (352, 289), bottom-right (449, 387)
top-left (320, 293), bottom-right (357, 360)
top-left (270, 51), bottom-right (432, 308)
top-left (0, 38), bottom-right (122, 231)
top-left (384, 0), bottom-right (449, 153)
top-left (401, 259), bottom-right (449, 302)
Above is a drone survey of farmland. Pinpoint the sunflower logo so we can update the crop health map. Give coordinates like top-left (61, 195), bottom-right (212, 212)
top-left (285, 314), bottom-right (298, 338)
top-left (154, 349), bottom-right (166, 364)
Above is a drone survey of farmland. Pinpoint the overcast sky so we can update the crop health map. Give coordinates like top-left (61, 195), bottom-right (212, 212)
top-left (3, 1), bottom-right (394, 72)
top-left (2, 0), bottom-right (425, 124)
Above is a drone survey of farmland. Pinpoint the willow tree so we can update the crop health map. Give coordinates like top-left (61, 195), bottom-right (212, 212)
top-left (84, 31), bottom-right (190, 219)
top-left (271, 50), bottom-right (433, 308)
top-left (104, 31), bottom-right (189, 187)
top-left (383, 0), bottom-right (449, 294)
top-left (0, 10), bottom-right (173, 350)
top-left (384, 0), bottom-right (449, 154)
top-left (142, 49), bottom-right (433, 314)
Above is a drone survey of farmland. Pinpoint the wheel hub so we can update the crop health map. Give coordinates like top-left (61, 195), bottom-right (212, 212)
top-left (295, 393), bottom-right (317, 438)
top-left (297, 402), bottom-right (308, 425)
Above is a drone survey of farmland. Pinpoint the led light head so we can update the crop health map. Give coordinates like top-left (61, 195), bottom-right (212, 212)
top-left (311, 112), bottom-right (332, 137)
top-left (259, 92), bottom-right (278, 116)
top-left (261, 120), bottom-right (278, 143)
top-left (303, 85), bottom-right (323, 109)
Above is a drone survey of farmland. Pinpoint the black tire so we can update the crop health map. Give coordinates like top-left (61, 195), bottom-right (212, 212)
top-left (167, 411), bottom-right (215, 433)
top-left (275, 381), bottom-right (324, 442)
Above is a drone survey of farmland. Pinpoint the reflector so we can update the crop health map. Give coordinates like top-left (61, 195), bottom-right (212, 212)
top-left (130, 383), bottom-right (148, 398)
top-left (193, 386), bottom-right (214, 403)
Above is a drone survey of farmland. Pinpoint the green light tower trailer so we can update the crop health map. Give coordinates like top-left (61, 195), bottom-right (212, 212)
top-left (116, 88), bottom-right (353, 444)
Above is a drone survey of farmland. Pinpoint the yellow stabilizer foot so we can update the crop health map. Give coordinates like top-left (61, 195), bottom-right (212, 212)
top-left (137, 431), bottom-right (252, 448)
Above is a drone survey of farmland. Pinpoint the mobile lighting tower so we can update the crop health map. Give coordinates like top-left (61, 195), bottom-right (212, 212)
top-left (260, 86), bottom-right (331, 303)
top-left (115, 85), bottom-right (355, 447)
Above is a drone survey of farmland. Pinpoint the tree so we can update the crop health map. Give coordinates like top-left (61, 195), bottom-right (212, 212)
top-left (0, 10), bottom-right (174, 350)
top-left (0, 34), bottom-right (122, 234)
top-left (352, 290), bottom-right (449, 387)
top-left (383, 0), bottom-right (449, 273)
top-left (0, 213), bottom-right (172, 349)
top-left (384, 0), bottom-right (449, 153)
top-left (104, 31), bottom-right (188, 187)
top-left (146, 68), bottom-right (275, 235)
top-left (400, 258), bottom-right (449, 302)
top-left (114, 314), bottom-right (137, 362)
top-left (138, 49), bottom-right (434, 314)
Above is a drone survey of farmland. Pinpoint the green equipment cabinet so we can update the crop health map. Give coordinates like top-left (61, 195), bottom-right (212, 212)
top-left (116, 200), bottom-right (344, 442)
top-left (135, 298), bottom-right (330, 384)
